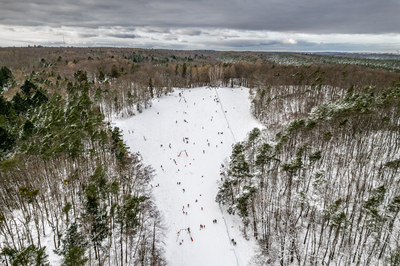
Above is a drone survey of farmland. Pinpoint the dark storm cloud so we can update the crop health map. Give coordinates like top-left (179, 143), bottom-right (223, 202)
top-left (1, 0), bottom-right (399, 34)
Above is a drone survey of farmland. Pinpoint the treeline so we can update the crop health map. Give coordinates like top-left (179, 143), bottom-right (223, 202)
top-left (1, 48), bottom-right (398, 102)
top-left (0, 73), bottom-right (166, 265)
top-left (217, 79), bottom-right (400, 265)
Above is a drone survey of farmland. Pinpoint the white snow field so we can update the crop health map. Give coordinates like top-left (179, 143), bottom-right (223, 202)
top-left (115, 87), bottom-right (262, 266)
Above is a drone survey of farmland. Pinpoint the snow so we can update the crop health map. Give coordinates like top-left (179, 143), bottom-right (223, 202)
top-left (115, 86), bottom-right (262, 266)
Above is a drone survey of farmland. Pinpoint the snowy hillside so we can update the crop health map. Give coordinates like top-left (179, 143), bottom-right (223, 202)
top-left (115, 87), bottom-right (262, 266)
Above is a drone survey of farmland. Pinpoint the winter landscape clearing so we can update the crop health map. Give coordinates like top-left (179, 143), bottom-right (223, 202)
top-left (115, 87), bottom-right (262, 266)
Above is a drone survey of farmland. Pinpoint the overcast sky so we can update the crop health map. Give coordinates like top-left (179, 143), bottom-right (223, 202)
top-left (0, 0), bottom-right (399, 52)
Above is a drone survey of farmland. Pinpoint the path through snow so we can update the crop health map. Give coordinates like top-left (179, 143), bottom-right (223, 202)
top-left (115, 87), bottom-right (261, 266)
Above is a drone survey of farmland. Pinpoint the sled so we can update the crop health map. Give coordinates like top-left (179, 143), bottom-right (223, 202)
top-left (177, 150), bottom-right (188, 157)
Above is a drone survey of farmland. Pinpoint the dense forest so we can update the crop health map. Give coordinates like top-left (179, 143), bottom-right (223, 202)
top-left (0, 47), bottom-right (399, 265)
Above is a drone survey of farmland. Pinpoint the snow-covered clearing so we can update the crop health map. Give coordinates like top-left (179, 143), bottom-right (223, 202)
top-left (115, 87), bottom-right (262, 266)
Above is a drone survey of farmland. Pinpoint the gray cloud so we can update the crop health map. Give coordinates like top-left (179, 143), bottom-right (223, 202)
top-left (0, 0), bottom-right (399, 34)
top-left (141, 27), bottom-right (171, 34)
top-left (0, 0), bottom-right (399, 52)
top-left (78, 33), bottom-right (98, 38)
top-left (107, 33), bottom-right (139, 39)
top-left (163, 36), bottom-right (178, 41)
top-left (173, 29), bottom-right (202, 36)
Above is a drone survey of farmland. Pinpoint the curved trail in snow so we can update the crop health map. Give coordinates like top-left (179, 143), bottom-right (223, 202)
top-left (115, 87), bottom-right (261, 266)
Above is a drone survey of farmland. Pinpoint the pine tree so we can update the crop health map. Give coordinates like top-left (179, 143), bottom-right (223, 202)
top-left (22, 119), bottom-right (34, 137)
top-left (31, 90), bottom-right (48, 107)
top-left (98, 68), bottom-right (105, 82)
top-left (61, 246), bottom-right (88, 266)
top-left (0, 66), bottom-right (12, 92)
top-left (182, 63), bottom-right (187, 78)
top-left (10, 245), bottom-right (49, 266)
top-left (111, 65), bottom-right (119, 78)
top-left (0, 126), bottom-right (15, 152)
top-left (149, 78), bottom-right (154, 98)
top-left (11, 93), bottom-right (27, 115)
top-left (20, 80), bottom-right (37, 96)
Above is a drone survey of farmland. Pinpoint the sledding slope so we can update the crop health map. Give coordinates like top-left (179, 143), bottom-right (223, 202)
top-left (115, 87), bottom-right (261, 266)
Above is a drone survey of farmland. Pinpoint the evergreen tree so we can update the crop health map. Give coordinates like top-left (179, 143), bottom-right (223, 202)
top-left (11, 93), bottom-right (27, 115)
top-left (10, 245), bottom-right (49, 266)
top-left (61, 246), bottom-right (88, 266)
top-left (98, 68), bottom-right (105, 82)
top-left (84, 184), bottom-right (109, 261)
top-left (20, 80), bottom-right (37, 96)
top-left (111, 65), bottom-right (119, 78)
top-left (182, 63), bottom-right (187, 78)
top-left (0, 126), bottom-right (15, 152)
top-left (0, 66), bottom-right (12, 92)
top-left (22, 119), bottom-right (34, 137)
top-left (229, 143), bottom-right (250, 183)
top-left (0, 95), bottom-right (11, 116)
top-left (31, 90), bottom-right (48, 107)
top-left (149, 78), bottom-right (154, 98)
top-left (56, 222), bottom-right (88, 266)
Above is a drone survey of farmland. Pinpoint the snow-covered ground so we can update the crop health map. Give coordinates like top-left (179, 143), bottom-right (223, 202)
top-left (115, 87), bottom-right (262, 266)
